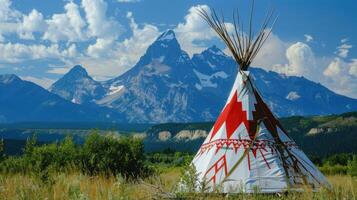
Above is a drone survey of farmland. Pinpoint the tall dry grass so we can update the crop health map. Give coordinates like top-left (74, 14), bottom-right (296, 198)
top-left (0, 169), bottom-right (355, 200)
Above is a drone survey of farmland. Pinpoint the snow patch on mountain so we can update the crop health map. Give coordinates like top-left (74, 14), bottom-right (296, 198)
top-left (157, 30), bottom-right (175, 41)
top-left (286, 91), bottom-right (301, 101)
top-left (108, 85), bottom-right (124, 95)
top-left (194, 69), bottom-right (228, 89)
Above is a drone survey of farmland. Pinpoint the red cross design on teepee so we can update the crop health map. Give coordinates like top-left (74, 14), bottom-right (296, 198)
top-left (204, 155), bottom-right (228, 185)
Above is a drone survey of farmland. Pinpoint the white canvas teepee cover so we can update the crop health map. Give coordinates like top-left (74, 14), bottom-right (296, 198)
top-left (192, 71), bottom-right (330, 193)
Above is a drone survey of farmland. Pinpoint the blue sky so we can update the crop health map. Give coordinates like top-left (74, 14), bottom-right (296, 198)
top-left (0, 0), bottom-right (356, 98)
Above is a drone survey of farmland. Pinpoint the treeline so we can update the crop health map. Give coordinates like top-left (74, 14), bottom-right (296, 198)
top-left (0, 132), bottom-right (151, 182)
top-left (0, 135), bottom-right (356, 180)
top-left (316, 153), bottom-right (357, 176)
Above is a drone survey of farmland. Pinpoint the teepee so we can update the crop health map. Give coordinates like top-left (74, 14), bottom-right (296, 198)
top-left (191, 5), bottom-right (330, 193)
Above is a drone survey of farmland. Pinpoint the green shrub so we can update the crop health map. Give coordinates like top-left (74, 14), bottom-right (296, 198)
top-left (348, 155), bottom-right (357, 176)
top-left (0, 139), bottom-right (4, 161)
top-left (324, 153), bottom-right (353, 166)
top-left (319, 165), bottom-right (348, 175)
top-left (0, 132), bottom-right (151, 180)
top-left (0, 156), bottom-right (28, 174)
top-left (79, 132), bottom-right (150, 179)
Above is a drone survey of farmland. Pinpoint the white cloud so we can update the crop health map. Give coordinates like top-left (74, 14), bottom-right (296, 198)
top-left (18, 9), bottom-right (46, 40)
top-left (81, 0), bottom-right (123, 39)
top-left (0, 0), bottom-right (22, 41)
top-left (21, 76), bottom-right (55, 89)
top-left (284, 42), bottom-right (317, 77)
top-left (115, 12), bottom-right (159, 67)
top-left (348, 59), bottom-right (357, 77)
top-left (43, 1), bottom-right (86, 42)
top-left (322, 58), bottom-right (357, 97)
top-left (0, 42), bottom-right (77, 63)
top-left (87, 38), bottom-right (113, 58)
top-left (323, 58), bottom-right (342, 77)
top-left (336, 43), bottom-right (352, 58)
top-left (304, 34), bottom-right (313, 42)
top-left (80, 11), bottom-right (159, 78)
top-left (253, 32), bottom-right (289, 71)
top-left (174, 4), bottom-right (217, 56)
top-left (341, 38), bottom-right (349, 43)
top-left (0, 0), bottom-right (21, 22)
top-left (47, 67), bottom-right (71, 75)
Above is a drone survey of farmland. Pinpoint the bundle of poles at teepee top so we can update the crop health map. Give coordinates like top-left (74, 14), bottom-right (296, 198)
top-left (198, 1), bottom-right (277, 71)
top-left (189, 1), bottom-right (331, 193)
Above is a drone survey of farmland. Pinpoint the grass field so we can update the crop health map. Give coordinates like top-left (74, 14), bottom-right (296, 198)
top-left (0, 168), bottom-right (356, 200)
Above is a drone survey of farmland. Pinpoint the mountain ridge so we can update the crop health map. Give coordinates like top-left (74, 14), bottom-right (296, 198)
top-left (1, 29), bottom-right (356, 123)
top-left (0, 74), bottom-right (121, 123)
top-left (48, 29), bottom-right (357, 122)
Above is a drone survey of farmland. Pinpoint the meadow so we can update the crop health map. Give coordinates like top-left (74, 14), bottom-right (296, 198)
top-left (0, 170), bottom-right (356, 199)
top-left (0, 133), bottom-right (356, 199)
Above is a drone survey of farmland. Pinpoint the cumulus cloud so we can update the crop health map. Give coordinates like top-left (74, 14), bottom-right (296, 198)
top-left (43, 1), bottom-right (86, 42)
top-left (336, 43), bottom-right (352, 58)
top-left (87, 38), bottom-right (114, 58)
top-left (348, 59), bottom-right (357, 77)
top-left (322, 58), bottom-right (357, 97)
top-left (323, 58), bottom-right (342, 77)
top-left (0, 0), bottom-right (22, 41)
top-left (0, 0), bottom-right (21, 22)
top-left (81, 11), bottom-right (159, 78)
top-left (304, 34), bottom-right (313, 42)
top-left (253, 33), bottom-right (289, 71)
top-left (18, 9), bottom-right (46, 40)
top-left (0, 42), bottom-right (77, 63)
top-left (174, 5), bottom-right (217, 55)
top-left (115, 12), bottom-right (159, 67)
top-left (81, 0), bottom-right (123, 39)
top-left (284, 42), bottom-right (317, 77)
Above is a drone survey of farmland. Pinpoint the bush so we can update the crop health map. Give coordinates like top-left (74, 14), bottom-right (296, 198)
top-left (319, 165), bottom-right (348, 175)
top-left (0, 132), bottom-right (151, 180)
top-left (79, 132), bottom-right (150, 179)
top-left (324, 153), bottom-right (353, 166)
top-left (348, 155), bottom-right (357, 176)
top-left (0, 139), bottom-right (4, 161)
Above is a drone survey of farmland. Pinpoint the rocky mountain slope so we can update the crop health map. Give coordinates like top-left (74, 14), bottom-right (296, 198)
top-left (49, 65), bottom-right (106, 104)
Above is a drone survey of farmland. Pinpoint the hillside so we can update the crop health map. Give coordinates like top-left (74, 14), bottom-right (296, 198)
top-left (144, 112), bottom-right (357, 156)
top-left (1, 112), bottom-right (355, 157)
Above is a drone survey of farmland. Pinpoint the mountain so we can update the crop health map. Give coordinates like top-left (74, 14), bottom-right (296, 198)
top-left (48, 29), bottom-right (357, 123)
top-left (0, 74), bottom-right (119, 123)
top-left (49, 65), bottom-right (106, 104)
top-left (100, 30), bottom-right (203, 122)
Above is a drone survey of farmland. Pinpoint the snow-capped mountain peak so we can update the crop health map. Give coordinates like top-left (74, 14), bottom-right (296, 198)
top-left (205, 45), bottom-right (227, 57)
top-left (157, 30), bottom-right (176, 42)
